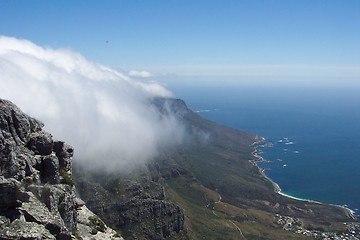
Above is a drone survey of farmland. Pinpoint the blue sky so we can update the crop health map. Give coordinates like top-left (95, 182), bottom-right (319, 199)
top-left (1, 0), bottom-right (359, 83)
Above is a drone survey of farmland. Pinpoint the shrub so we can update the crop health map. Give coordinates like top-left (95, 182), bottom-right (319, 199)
top-left (88, 215), bottom-right (107, 234)
top-left (59, 168), bottom-right (74, 186)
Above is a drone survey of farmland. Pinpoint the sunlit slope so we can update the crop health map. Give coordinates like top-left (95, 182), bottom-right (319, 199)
top-left (161, 99), bottom-right (355, 240)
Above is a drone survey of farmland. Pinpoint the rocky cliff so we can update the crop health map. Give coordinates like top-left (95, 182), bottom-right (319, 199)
top-left (0, 98), bottom-right (123, 240)
top-left (74, 170), bottom-right (186, 240)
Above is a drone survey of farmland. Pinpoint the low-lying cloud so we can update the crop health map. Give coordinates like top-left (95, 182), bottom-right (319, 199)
top-left (0, 36), bottom-right (185, 171)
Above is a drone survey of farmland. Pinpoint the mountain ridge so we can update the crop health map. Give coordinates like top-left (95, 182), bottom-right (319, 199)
top-left (1, 97), bottom-right (359, 240)
top-left (75, 97), bottom-right (359, 240)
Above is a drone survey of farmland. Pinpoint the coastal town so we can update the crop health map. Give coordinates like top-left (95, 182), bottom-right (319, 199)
top-left (252, 136), bottom-right (360, 240)
top-left (275, 214), bottom-right (360, 240)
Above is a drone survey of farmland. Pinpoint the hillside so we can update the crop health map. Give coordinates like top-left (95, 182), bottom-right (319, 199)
top-left (74, 98), bottom-right (359, 240)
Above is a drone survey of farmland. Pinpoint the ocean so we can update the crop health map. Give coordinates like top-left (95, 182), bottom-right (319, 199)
top-left (170, 82), bottom-right (360, 217)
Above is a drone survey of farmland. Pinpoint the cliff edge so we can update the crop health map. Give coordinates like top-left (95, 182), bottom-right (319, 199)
top-left (0, 98), bottom-right (123, 240)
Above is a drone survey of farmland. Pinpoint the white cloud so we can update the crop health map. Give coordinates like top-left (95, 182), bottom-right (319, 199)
top-left (128, 70), bottom-right (154, 78)
top-left (135, 81), bottom-right (172, 97)
top-left (0, 36), bottom-right (184, 171)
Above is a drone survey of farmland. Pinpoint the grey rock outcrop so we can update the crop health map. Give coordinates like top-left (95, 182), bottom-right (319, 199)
top-left (0, 98), bottom-right (123, 240)
top-left (74, 169), bottom-right (186, 240)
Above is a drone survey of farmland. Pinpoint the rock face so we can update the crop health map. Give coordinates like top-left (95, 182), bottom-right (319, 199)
top-left (73, 98), bottom-right (190, 240)
top-left (75, 171), bottom-right (186, 240)
top-left (0, 99), bottom-right (123, 240)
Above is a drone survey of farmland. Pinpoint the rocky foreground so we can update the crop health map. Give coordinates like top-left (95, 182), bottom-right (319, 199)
top-left (0, 98), bottom-right (123, 240)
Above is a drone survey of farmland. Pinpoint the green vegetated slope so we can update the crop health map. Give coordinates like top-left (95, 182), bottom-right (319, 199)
top-left (74, 98), bottom-right (356, 240)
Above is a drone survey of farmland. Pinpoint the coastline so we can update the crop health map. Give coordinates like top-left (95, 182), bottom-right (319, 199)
top-left (250, 135), bottom-right (357, 220)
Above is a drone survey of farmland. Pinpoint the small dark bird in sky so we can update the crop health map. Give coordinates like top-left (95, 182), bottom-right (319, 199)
top-left (106, 40), bottom-right (109, 44)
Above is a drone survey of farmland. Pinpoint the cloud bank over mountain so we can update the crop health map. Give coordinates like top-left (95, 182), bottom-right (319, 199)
top-left (128, 70), bottom-right (154, 78)
top-left (0, 36), bottom-right (184, 171)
